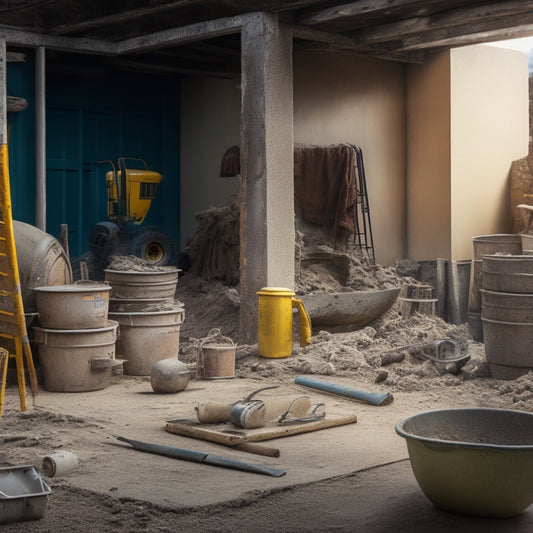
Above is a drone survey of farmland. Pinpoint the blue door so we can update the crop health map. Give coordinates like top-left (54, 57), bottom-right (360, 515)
top-left (45, 72), bottom-right (180, 258)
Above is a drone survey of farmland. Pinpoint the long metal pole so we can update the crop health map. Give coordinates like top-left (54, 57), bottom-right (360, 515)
top-left (35, 46), bottom-right (46, 231)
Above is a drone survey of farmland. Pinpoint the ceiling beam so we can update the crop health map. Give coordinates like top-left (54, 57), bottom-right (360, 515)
top-left (298, 0), bottom-right (430, 25)
top-left (49, 0), bottom-right (204, 36)
top-left (117, 15), bottom-right (249, 54)
top-left (356, 0), bottom-right (533, 44)
top-left (397, 14), bottom-right (533, 51)
top-left (291, 24), bottom-right (423, 63)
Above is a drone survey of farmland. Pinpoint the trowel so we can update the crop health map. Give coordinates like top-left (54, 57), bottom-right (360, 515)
top-left (195, 386), bottom-right (313, 428)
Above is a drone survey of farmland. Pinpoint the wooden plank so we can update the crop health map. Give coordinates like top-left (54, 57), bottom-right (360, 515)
top-left (165, 413), bottom-right (358, 446)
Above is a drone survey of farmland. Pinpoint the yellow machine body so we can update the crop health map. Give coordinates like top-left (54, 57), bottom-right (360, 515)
top-left (105, 159), bottom-right (162, 226)
top-left (257, 287), bottom-right (311, 358)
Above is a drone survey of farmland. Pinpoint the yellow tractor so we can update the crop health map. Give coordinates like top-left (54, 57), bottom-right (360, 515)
top-left (89, 158), bottom-right (175, 267)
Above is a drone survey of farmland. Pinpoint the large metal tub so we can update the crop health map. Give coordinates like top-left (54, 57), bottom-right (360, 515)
top-left (302, 287), bottom-right (400, 328)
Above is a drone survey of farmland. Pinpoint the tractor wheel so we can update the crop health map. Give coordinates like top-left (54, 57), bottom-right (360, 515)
top-left (89, 222), bottom-right (122, 264)
top-left (129, 226), bottom-right (176, 266)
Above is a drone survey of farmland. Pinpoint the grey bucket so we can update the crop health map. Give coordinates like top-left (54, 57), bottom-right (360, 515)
top-left (109, 306), bottom-right (185, 376)
top-left (482, 255), bottom-right (533, 293)
top-left (472, 234), bottom-right (521, 260)
top-left (481, 289), bottom-right (533, 322)
top-left (33, 320), bottom-right (119, 392)
top-left (482, 317), bottom-right (533, 379)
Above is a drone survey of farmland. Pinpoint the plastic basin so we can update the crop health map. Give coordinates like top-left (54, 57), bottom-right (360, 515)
top-left (395, 408), bottom-right (533, 517)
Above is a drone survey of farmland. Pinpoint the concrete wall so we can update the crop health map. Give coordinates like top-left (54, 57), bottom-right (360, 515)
top-left (293, 51), bottom-right (406, 266)
top-left (179, 77), bottom-right (241, 250)
top-left (407, 46), bottom-right (528, 261)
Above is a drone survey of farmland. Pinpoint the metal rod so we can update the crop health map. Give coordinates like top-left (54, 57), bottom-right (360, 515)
top-left (117, 436), bottom-right (286, 477)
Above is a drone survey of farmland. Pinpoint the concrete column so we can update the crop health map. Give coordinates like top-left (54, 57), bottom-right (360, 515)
top-left (239, 13), bottom-right (294, 343)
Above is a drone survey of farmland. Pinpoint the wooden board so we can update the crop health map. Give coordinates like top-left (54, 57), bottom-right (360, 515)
top-left (165, 412), bottom-right (358, 446)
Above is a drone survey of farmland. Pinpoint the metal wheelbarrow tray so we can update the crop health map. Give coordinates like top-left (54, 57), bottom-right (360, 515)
top-left (0, 465), bottom-right (51, 524)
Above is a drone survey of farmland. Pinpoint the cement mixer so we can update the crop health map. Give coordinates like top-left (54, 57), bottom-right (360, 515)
top-left (13, 220), bottom-right (72, 314)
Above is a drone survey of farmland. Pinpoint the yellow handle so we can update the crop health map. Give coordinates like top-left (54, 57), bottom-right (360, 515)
top-left (292, 297), bottom-right (311, 347)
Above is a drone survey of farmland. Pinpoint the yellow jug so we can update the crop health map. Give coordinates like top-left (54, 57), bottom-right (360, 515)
top-left (257, 287), bottom-right (311, 358)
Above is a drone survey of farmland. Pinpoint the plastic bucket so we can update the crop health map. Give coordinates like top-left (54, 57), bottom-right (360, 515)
top-left (109, 306), bottom-right (184, 375)
top-left (104, 268), bottom-right (179, 299)
top-left (33, 320), bottom-right (119, 392)
top-left (482, 317), bottom-right (533, 379)
top-left (472, 234), bottom-right (521, 260)
top-left (34, 282), bottom-right (110, 329)
top-left (481, 289), bottom-right (533, 322)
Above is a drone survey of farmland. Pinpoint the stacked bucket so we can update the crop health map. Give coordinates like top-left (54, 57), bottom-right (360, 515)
top-left (32, 282), bottom-right (119, 392)
top-left (105, 267), bottom-right (184, 376)
top-left (468, 235), bottom-right (521, 341)
top-left (473, 235), bottom-right (533, 379)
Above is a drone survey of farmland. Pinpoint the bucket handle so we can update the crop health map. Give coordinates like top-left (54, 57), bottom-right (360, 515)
top-left (292, 297), bottom-right (311, 347)
top-left (196, 328), bottom-right (235, 378)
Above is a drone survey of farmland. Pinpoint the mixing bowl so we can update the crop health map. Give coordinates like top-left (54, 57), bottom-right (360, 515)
top-left (395, 408), bottom-right (533, 517)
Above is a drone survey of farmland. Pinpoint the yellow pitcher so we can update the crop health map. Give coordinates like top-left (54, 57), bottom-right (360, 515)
top-left (257, 287), bottom-right (311, 358)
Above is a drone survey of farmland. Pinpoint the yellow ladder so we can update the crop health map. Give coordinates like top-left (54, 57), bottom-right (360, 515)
top-left (0, 144), bottom-right (38, 416)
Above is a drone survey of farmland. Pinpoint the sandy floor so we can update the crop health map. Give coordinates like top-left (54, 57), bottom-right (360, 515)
top-left (2, 248), bottom-right (533, 530)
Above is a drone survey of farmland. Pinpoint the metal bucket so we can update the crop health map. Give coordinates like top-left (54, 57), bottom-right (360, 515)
top-left (13, 220), bottom-right (72, 313)
top-left (472, 234), bottom-right (521, 260)
top-left (109, 306), bottom-right (184, 376)
top-left (33, 320), bottom-right (119, 392)
top-left (34, 282), bottom-right (110, 329)
top-left (482, 317), bottom-right (533, 379)
top-left (481, 254), bottom-right (533, 293)
top-left (481, 289), bottom-right (533, 322)
top-left (104, 268), bottom-right (179, 299)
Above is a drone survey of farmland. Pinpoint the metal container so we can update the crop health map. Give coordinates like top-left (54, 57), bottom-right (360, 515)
top-left (0, 465), bottom-right (51, 524)
top-left (33, 320), bottom-right (119, 392)
top-left (109, 306), bottom-right (184, 376)
top-left (482, 317), bottom-right (533, 379)
top-left (481, 288), bottom-right (533, 322)
top-left (34, 281), bottom-right (110, 329)
top-left (472, 234), bottom-right (522, 260)
top-left (13, 220), bottom-right (73, 313)
top-left (396, 408), bottom-right (533, 517)
top-left (104, 268), bottom-right (179, 299)
top-left (481, 254), bottom-right (533, 293)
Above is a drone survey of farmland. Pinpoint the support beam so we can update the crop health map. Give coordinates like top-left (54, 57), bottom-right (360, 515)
top-left (239, 12), bottom-right (294, 343)
top-left (35, 47), bottom-right (46, 231)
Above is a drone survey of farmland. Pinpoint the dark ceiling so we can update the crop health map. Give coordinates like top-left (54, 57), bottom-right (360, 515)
top-left (2, 0), bottom-right (533, 77)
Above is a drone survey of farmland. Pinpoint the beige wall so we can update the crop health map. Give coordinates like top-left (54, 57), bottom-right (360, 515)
top-left (180, 45), bottom-right (528, 265)
top-left (406, 53), bottom-right (452, 260)
top-left (406, 46), bottom-right (528, 261)
top-left (180, 77), bottom-right (241, 249)
top-left (450, 45), bottom-right (529, 259)
top-left (293, 51), bottom-right (406, 265)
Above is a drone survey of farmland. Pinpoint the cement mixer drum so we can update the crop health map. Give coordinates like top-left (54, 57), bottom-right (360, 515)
top-left (13, 220), bottom-right (73, 313)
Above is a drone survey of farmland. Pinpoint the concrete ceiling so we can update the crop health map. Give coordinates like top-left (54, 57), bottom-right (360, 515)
top-left (2, 0), bottom-right (533, 76)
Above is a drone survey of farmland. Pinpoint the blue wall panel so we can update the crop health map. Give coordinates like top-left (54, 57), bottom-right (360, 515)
top-left (7, 60), bottom-right (180, 259)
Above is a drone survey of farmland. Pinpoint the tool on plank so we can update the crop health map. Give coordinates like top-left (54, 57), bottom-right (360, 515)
top-left (196, 385), bottom-right (313, 428)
